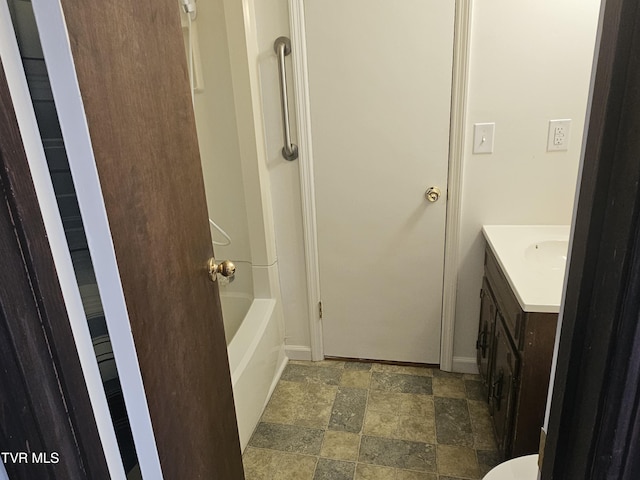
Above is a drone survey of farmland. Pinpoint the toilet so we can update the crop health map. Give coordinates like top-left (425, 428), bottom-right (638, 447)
top-left (483, 454), bottom-right (539, 480)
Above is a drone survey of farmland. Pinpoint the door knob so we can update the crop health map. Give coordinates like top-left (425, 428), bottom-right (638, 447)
top-left (425, 186), bottom-right (441, 202)
top-left (208, 258), bottom-right (236, 282)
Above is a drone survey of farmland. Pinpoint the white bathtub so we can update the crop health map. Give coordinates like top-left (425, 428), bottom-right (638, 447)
top-left (224, 297), bottom-right (287, 450)
top-left (220, 292), bottom-right (253, 344)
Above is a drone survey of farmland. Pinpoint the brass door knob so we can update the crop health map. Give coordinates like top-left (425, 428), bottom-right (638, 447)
top-left (425, 186), bottom-right (441, 202)
top-left (208, 258), bottom-right (236, 282)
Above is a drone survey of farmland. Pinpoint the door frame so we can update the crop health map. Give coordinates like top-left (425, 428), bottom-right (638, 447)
top-left (0, 2), bottom-right (127, 476)
top-left (541, 0), bottom-right (640, 476)
top-left (288, 0), bottom-right (472, 368)
top-left (0, 61), bottom-right (111, 480)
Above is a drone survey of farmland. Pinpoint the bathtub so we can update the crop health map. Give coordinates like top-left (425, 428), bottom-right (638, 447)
top-left (223, 296), bottom-right (287, 450)
top-left (220, 292), bottom-right (253, 343)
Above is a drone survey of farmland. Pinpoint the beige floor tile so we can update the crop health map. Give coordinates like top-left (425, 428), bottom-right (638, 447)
top-left (396, 414), bottom-right (436, 443)
top-left (432, 377), bottom-right (466, 398)
top-left (296, 406), bottom-right (333, 429)
top-left (320, 430), bottom-right (361, 461)
top-left (244, 448), bottom-right (317, 480)
top-left (437, 445), bottom-right (480, 478)
top-left (272, 452), bottom-right (317, 480)
top-left (243, 447), bottom-right (276, 480)
top-left (354, 463), bottom-right (395, 479)
top-left (363, 410), bottom-right (398, 437)
top-left (341, 369), bottom-right (372, 389)
top-left (261, 381), bottom-right (305, 424)
top-left (262, 381), bottom-right (337, 429)
top-left (371, 364), bottom-right (433, 376)
top-left (398, 394), bottom-right (434, 417)
top-left (468, 400), bottom-right (497, 450)
top-left (368, 391), bottom-right (406, 415)
top-left (395, 470), bottom-right (437, 480)
top-left (297, 383), bottom-right (337, 428)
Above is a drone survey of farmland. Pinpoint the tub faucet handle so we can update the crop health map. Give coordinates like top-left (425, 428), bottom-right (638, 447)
top-left (208, 257), bottom-right (236, 282)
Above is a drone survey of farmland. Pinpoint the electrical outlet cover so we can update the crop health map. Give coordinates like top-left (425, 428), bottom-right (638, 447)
top-left (547, 119), bottom-right (571, 151)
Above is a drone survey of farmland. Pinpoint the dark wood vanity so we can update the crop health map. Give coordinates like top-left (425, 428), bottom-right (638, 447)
top-left (476, 246), bottom-right (558, 459)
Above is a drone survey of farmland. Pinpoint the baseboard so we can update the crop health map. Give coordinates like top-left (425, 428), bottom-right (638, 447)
top-left (285, 345), bottom-right (312, 361)
top-left (284, 347), bottom-right (477, 373)
top-left (452, 356), bottom-right (479, 374)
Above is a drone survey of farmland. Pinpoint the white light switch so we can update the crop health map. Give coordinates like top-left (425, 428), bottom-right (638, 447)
top-left (547, 119), bottom-right (571, 151)
top-left (473, 123), bottom-right (495, 154)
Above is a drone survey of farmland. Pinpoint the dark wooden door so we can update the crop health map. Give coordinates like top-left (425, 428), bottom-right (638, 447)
top-left (490, 315), bottom-right (518, 459)
top-left (477, 278), bottom-right (496, 396)
top-left (0, 64), bottom-right (109, 479)
top-left (52, 0), bottom-right (245, 478)
top-left (541, 0), bottom-right (640, 477)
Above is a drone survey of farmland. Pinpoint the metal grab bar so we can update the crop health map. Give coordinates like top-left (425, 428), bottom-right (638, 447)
top-left (274, 37), bottom-right (298, 161)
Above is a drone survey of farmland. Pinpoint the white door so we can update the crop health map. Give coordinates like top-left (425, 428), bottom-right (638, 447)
top-left (305, 0), bottom-right (455, 363)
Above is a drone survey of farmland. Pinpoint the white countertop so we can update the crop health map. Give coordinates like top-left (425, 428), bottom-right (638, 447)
top-left (482, 225), bottom-right (570, 313)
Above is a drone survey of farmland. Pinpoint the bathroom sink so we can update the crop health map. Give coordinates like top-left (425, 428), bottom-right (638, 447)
top-left (482, 225), bottom-right (570, 313)
top-left (524, 240), bottom-right (569, 270)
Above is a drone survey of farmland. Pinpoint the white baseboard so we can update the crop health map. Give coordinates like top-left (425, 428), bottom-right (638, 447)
top-left (285, 346), bottom-right (478, 373)
top-left (285, 345), bottom-right (312, 361)
top-left (452, 356), bottom-right (479, 374)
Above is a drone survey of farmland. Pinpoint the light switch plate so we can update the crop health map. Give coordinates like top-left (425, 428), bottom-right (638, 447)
top-left (473, 123), bottom-right (495, 154)
top-left (547, 119), bottom-right (571, 151)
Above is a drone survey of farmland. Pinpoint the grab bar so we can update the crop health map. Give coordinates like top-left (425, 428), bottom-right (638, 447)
top-left (274, 36), bottom-right (298, 161)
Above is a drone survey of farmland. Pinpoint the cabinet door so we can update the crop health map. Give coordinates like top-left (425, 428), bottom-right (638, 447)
top-left (477, 278), bottom-right (496, 395)
top-left (490, 314), bottom-right (519, 458)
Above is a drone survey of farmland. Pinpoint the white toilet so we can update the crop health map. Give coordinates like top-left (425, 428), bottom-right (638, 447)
top-left (483, 454), bottom-right (539, 480)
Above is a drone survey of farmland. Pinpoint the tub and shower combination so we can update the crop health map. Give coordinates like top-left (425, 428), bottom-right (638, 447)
top-left (181, 1), bottom-right (289, 450)
top-left (217, 261), bottom-right (286, 450)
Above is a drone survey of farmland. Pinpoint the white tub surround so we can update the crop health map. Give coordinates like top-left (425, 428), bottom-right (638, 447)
top-left (227, 299), bottom-right (287, 451)
top-left (184, 0), bottom-right (289, 452)
top-left (482, 225), bottom-right (570, 313)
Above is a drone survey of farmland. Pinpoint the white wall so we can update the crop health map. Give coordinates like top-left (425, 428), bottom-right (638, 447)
top-left (453, 0), bottom-right (601, 366)
top-left (252, 0), bottom-right (312, 355)
top-left (188, 2), bottom-right (253, 273)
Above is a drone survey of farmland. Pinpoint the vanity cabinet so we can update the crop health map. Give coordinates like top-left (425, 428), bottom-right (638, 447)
top-left (476, 278), bottom-right (496, 392)
top-left (490, 313), bottom-right (519, 455)
top-left (476, 247), bottom-right (558, 459)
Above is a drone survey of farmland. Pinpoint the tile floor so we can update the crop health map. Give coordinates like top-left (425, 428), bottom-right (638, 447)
top-left (243, 360), bottom-right (500, 480)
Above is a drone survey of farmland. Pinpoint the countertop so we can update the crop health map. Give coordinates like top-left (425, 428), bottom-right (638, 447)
top-left (482, 225), bottom-right (570, 313)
